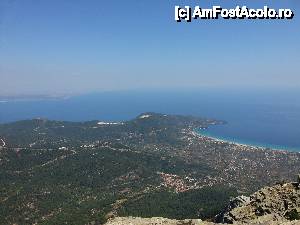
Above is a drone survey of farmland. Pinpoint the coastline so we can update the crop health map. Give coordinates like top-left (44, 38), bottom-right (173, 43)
top-left (194, 128), bottom-right (300, 153)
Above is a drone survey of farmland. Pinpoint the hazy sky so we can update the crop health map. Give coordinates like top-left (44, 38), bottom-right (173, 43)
top-left (0, 0), bottom-right (299, 96)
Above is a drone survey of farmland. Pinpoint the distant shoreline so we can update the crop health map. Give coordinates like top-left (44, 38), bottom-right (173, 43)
top-left (195, 128), bottom-right (300, 153)
top-left (0, 95), bottom-right (71, 102)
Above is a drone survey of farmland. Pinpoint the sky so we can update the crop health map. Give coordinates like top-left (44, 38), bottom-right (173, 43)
top-left (0, 0), bottom-right (300, 96)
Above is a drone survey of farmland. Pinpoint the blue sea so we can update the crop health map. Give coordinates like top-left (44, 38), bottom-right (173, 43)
top-left (0, 88), bottom-right (300, 152)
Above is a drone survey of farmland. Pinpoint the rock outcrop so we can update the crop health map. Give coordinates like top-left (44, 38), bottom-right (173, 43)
top-left (216, 178), bottom-right (300, 224)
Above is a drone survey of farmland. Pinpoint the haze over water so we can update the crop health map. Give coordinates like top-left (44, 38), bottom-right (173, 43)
top-left (0, 88), bottom-right (300, 152)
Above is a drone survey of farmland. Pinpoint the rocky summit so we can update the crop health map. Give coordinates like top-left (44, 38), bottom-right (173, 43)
top-left (216, 176), bottom-right (300, 224)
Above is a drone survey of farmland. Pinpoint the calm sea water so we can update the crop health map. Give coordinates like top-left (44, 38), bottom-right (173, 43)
top-left (0, 88), bottom-right (300, 151)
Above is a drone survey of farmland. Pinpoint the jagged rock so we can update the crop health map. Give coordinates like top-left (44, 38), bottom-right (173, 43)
top-left (215, 181), bottom-right (300, 224)
top-left (215, 195), bottom-right (250, 223)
